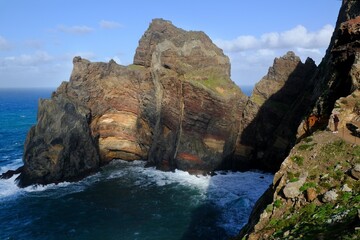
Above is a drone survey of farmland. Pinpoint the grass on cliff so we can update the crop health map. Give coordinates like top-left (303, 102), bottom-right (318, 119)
top-left (184, 68), bottom-right (242, 98)
top-left (261, 133), bottom-right (360, 240)
top-left (268, 194), bottom-right (360, 239)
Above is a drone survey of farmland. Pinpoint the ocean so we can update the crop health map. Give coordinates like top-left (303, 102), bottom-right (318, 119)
top-left (0, 88), bottom-right (271, 240)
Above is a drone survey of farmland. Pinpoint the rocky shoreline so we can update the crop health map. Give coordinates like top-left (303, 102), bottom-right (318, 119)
top-left (2, 0), bottom-right (359, 238)
top-left (13, 18), bottom-right (319, 187)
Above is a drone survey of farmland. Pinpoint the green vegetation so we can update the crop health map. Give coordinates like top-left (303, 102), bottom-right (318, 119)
top-left (299, 143), bottom-right (317, 151)
top-left (274, 199), bottom-right (282, 208)
top-left (263, 135), bottom-right (360, 239)
top-left (291, 155), bottom-right (304, 166)
top-left (299, 182), bottom-right (317, 192)
top-left (251, 93), bottom-right (265, 106)
top-left (320, 140), bottom-right (347, 160)
top-left (288, 171), bottom-right (300, 182)
top-left (268, 192), bottom-right (360, 239)
top-left (303, 137), bottom-right (313, 143)
top-left (234, 133), bottom-right (360, 240)
top-left (184, 68), bottom-right (242, 98)
top-left (127, 64), bottom-right (145, 70)
top-left (265, 204), bottom-right (273, 213)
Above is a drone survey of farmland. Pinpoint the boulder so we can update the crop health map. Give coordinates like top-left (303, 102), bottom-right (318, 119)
top-left (283, 173), bottom-right (308, 199)
top-left (340, 184), bottom-right (352, 192)
top-left (350, 164), bottom-right (360, 180)
top-left (306, 188), bottom-right (317, 202)
top-left (322, 190), bottom-right (338, 203)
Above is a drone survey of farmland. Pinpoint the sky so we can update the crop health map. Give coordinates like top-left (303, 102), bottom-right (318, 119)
top-left (0, 0), bottom-right (342, 89)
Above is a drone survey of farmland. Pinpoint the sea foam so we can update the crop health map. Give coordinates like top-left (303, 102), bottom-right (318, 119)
top-left (0, 159), bottom-right (273, 237)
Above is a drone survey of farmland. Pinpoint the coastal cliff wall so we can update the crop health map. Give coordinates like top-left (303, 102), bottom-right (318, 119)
top-left (237, 0), bottom-right (360, 238)
top-left (17, 19), bottom-right (251, 186)
top-left (13, 17), bottom-right (321, 187)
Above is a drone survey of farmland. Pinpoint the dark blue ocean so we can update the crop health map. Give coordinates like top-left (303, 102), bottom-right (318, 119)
top-left (0, 88), bottom-right (271, 240)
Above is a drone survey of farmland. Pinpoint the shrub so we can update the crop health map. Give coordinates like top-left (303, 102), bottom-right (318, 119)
top-left (300, 182), bottom-right (317, 192)
top-left (299, 143), bottom-right (316, 151)
top-left (288, 171), bottom-right (300, 182)
top-left (274, 199), bottom-right (282, 208)
top-left (291, 155), bottom-right (304, 166)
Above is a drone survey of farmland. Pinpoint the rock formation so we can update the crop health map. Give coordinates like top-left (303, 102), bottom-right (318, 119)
top-left (237, 0), bottom-right (360, 238)
top-left (13, 10), bottom-right (339, 189)
top-left (236, 52), bottom-right (317, 171)
top-left (17, 19), bottom-right (249, 186)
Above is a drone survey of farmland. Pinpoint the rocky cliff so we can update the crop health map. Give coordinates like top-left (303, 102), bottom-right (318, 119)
top-left (10, 14), bottom-right (334, 190)
top-left (15, 19), bottom-right (251, 187)
top-left (236, 52), bottom-right (317, 172)
top-left (237, 0), bottom-right (360, 239)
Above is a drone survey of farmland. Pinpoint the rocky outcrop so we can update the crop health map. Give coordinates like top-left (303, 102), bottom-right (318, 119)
top-left (309, 0), bottom-right (360, 123)
top-left (17, 19), bottom-right (248, 187)
top-left (17, 95), bottom-right (100, 186)
top-left (238, 0), bottom-right (360, 238)
top-left (238, 132), bottom-right (360, 240)
top-left (16, 10), bottom-right (342, 188)
top-left (235, 52), bottom-right (317, 171)
top-left (133, 19), bottom-right (247, 172)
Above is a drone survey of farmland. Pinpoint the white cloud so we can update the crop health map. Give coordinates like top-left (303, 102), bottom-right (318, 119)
top-left (216, 35), bottom-right (259, 52)
top-left (214, 24), bottom-right (334, 87)
top-left (216, 24), bottom-right (334, 52)
top-left (99, 20), bottom-right (122, 29)
top-left (57, 25), bottom-right (94, 35)
top-left (0, 36), bottom-right (11, 50)
top-left (1, 51), bottom-right (54, 66)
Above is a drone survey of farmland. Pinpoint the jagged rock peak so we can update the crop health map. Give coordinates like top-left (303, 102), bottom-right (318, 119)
top-left (133, 18), bottom-right (230, 79)
top-left (280, 51), bottom-right (299, 61)
top-left (265, 51), bottom-right (315, 82)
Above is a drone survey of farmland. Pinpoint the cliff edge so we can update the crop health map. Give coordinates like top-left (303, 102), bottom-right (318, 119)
top-left (237, 0), bottom-right (360, 238)
top-left (10, 16), bottom-right (323, 190)
top-left (16, 19), bottom-right (250, 187)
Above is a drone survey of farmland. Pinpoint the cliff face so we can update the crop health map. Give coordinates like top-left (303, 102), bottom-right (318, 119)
top-left (14, 11), bottom-right (335, 188)
top-left (133, 19), bottom-right (247, 172)
top-left (17, 19), bottom-right (249, 186)
top-left (310, 0), bottom-right (360, 121)
top-left (238, 0), bottom-right (360, 238)
top-left (236, 52), bottom-right (317, 171)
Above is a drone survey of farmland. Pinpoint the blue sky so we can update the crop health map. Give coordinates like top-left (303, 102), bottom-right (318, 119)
top-left (0, 0), bottom-right (341, 89)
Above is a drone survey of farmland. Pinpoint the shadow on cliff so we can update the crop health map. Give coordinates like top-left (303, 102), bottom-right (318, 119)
top-left (235, 60), bottom-right (318, 173)
top-left (179, 61), bottom-right (318, 239)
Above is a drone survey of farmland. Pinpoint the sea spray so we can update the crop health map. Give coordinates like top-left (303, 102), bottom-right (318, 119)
top-left (1, 159), bottom-right (272, 239)
top-left (0, 89), bottom-right (273, 239)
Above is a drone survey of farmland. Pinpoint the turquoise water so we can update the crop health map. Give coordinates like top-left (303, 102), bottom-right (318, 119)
top-left (0, 89), bottom-right (272, 240)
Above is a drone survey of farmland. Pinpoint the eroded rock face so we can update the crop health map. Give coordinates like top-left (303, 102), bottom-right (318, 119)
top-left (18, 19), bottom-right (248, 186)
top-left (309, 0), bottom-right (360, 122)
top-left (238, 1), bottom-right (360, 238)
top-left (235, 51), bottom-right (317, 171)
top-left (17, 18), bottom-right (324, 187)
top-left (134, 19), bottom-right (248, 172)
top-left (17, 95), bottom-right (100, 186)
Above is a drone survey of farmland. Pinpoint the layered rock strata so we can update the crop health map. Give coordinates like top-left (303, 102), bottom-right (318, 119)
top-left (17, 19), bottom-right (248, 186)
top-left (15, 18), bottom-right (322, 187)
